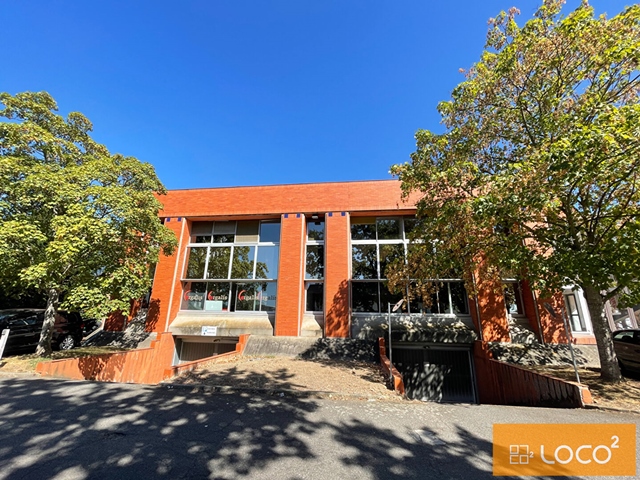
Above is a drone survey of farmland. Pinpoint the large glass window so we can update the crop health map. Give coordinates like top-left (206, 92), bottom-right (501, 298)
top-left (182, 220), bottom-right (279, 312)
top-left (350, 216), bottom-right (468, 314)
top-left (564, 293), bottom-right (587, 332)
top-left (305, 219), bottom-right (324, 312)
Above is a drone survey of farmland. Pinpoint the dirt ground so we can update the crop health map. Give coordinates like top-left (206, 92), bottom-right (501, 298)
top-left (529, 366), bottom-right (640, 412)
top-left (169, 355), bottom-right (404, 401)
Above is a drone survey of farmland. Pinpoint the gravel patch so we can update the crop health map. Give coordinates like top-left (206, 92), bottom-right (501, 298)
top-left (169, 355), bottom-right (405, 401)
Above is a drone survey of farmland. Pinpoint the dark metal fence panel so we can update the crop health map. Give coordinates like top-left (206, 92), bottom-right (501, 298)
top-left (394, 345), bottom-right (476, 403)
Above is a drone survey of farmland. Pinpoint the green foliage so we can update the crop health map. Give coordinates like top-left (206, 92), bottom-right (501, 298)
top-left (0, 91), bottom-right (177, 320)
top-left (391, 0), bottom-right (640, 303)
top-left (390, 1), bottom-right (640, 381)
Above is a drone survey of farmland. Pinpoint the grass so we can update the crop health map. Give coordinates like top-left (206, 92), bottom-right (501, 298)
top-left (0, 346), bottom-right (129, 374)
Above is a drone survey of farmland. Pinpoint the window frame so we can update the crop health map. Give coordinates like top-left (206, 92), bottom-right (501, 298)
top-left (350, 216), bottom-right (469, 315)
top-left (180, 220), bottom-right (281, 313)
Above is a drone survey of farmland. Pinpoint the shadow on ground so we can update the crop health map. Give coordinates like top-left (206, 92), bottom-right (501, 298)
top-left (0, 373), bottom-right (577, 479)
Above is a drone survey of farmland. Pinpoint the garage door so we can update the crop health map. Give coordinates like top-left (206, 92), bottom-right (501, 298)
top-left (393, 345), bottom-right (476, 403)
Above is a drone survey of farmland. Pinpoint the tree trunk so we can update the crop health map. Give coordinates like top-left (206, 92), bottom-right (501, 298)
top-left (581, 284), bottom-right (622, 383)
top-left (35, 288), bottom-right (58, 357)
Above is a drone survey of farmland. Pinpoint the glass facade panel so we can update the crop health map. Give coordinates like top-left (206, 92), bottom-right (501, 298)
top-left (234, 283), bottom-right (262, 311)
top-left (305, 245), bottom-right (324, 279)
top-left (352, 282), bottom-right (379, 312)
top-left (186, 247), bottom-right (207, 279)
top-left (182, 220), bottom-right (280, 312)
top-left (261, 282), bottom-right (277, 312)
top-left (380, 282), bottom-right (404, 311)
top-left (351, 218), bottom-right (376, 240)
top-left (206, 247), bottom-right (231, 279)
top-left (377, 218), bottom-right (401, 240)
top-left (205, 283), bottom-right (230, 311)
top-left (450, 282), bottom-right (469, 314)
top-left (231, 246), bottom-right (256, 279)
top-left (181, 282), bottom-right (206, 310)
top-left (306, 283), bottom-right (323, 311)
top-left (403, 218), bottom-right (417, 237)
top-left (307, 221), bottom-right (324, 241)
top-left (564, 293), bottom-right (587, 331)
top-left (379, 244), bottom-right (404, 279)
top-left (259, 222), bottom-right (281, 243)
top-left (352, 245), bottom-right (377, 279)
top-left (256, 246), bottom-right (279, 279)
top-left (232, 282), bottom-right (276, 312)
top-left (236, 221), bottom-right (259, 242)
top-left (213, 234), bottom-right (234, 243)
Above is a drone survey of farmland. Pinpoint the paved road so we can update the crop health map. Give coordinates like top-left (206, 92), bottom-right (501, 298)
top-left (0, 377), bottom-right (638, 479)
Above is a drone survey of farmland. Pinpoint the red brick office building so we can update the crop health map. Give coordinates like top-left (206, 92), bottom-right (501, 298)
top-left (145, 179), bottom-right (598, 368)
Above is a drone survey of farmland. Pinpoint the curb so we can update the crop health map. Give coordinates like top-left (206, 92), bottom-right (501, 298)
top-left (160, 382), bottom-right (404, 402)
top-left (584, 404), bottom-right (640, 415)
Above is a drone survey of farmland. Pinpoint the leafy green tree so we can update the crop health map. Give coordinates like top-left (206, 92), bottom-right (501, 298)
top-left (0, 91), bottom-right (177, 355)
top-left (390, 1), bottom-right (640, 382)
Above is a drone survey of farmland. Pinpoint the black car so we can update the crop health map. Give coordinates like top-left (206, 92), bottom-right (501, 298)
top-left (612, 329), bottom-right (640, 375)
top-left (0, 309), bottom-right (84, 355)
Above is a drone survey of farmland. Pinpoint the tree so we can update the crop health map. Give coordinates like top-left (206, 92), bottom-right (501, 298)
top-left (390, 1), bottom-right (640, 382)
top-left (0, 91), bottom-right (177, 356)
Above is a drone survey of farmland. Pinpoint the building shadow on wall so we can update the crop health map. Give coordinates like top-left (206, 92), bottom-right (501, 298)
top-left (325, 280), bottom-right (349, 338)
top-left (0, 375), bottom-right (575, 479)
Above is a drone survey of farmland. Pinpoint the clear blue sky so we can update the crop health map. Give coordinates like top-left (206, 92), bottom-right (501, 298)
top-left (0, 1), bottom-right (632, 190)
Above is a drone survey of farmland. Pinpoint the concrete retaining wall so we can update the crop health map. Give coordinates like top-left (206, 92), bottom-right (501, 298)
top-left (36, 333), bottom-right (176, 384)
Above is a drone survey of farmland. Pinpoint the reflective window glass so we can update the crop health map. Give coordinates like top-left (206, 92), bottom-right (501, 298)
top-left (205, 283), bottom-right (230, 311)
top-left (206, 247), bottom-right (231, 279)
top-left (306, 245), bottom-right (324, 279)
top-left (260, 282), bottom-right (277, 312)
top-left (351, 218), bottom-right (376, 240)
top-left (307, 221), bottom-right (324, 241)
top-left (377, 218), bottom-right (401, 240)
top-left (306, 283), bottom-right (323, 311)
top-left (256, 246), bottom-right (280, 279)
top-left (352, 245), bottom-right (377, 279)
top-left (181, 282), bottom-right (206, 310)
top-left (380, 282), bottom-right (404, 311)
top-left (231, 246), bottom-right (256, 279)
top-left (450, 282), bottom-right (469, 314)
top-left (186, 247), bottom-right (207, 279)
top-left (379, 244), bottom-right (404, 279)
top-left (259, 222), bottom-right (281, 243)
top-left (352, 282), bottom-right (379, 312)
top-left (236, 221), bottom-right (259, 243)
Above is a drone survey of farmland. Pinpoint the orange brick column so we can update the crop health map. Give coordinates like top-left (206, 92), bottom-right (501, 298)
top-left (474, 262), bottom-right (510, 342)
top-left (148, 217), bottom-right (189, 334)
top-left (324, 211), bottom-right (350, 338)
top-left (535, 292), bottom-right (570, 343)
top-left (275, 213), bottom-right (305, 336)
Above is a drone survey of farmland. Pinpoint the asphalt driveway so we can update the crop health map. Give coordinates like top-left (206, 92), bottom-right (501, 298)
top-left (0, 376), bottom-right (638, 479)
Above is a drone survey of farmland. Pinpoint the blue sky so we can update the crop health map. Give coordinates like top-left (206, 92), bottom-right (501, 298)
top-left (0, 1), bottom-right (632, 190)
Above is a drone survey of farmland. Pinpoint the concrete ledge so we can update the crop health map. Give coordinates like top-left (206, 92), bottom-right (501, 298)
top-left (166, 334), bottom-right (250, 378)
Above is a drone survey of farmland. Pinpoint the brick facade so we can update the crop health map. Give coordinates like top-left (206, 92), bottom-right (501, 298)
top-left (145, 179), bottom-right (594, 347)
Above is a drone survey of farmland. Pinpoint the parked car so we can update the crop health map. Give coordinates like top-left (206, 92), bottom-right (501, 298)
top-left (612, 329), bottom-right (640, 375)
top-left (0, 309), bottom-right (84, 355)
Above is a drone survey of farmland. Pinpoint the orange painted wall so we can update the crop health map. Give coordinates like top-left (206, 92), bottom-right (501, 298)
top-left (148, 217), bottom-right (189, 334)
top-left (324, 212), bottom-right (350, 338)
top-left (36, 333), bottom-right (176, 384)
top-left (474, 267), bottom-right (510, 342)
top-left (275, 214), bottom-right (305, 336)
top-left (157, 180), bottom-right (417, 219)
